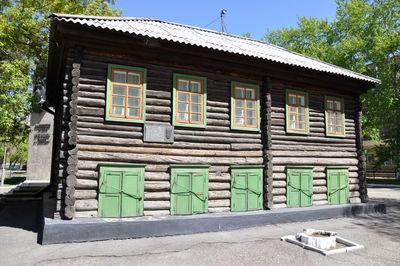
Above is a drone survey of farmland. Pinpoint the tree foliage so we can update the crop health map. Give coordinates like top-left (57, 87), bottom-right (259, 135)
top-left (0, 0), bottom-right (122, 160)
top-left (264, 0), bottom-right (400, 169)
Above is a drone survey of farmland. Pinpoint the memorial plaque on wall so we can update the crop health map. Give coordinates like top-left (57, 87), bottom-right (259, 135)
top-left (26, 111), bottom-right (54, 181)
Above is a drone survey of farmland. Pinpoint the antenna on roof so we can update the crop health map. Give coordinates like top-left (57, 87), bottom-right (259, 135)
top-left (220, 9), bottom-right (227, 33)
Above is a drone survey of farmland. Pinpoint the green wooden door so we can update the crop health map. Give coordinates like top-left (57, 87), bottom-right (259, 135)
top-left (170, 165), bottom-right (209, 215)
top-left (231, 167), bottom-right (263, 212)
top-left (98, 164), bottom-right (145, 218)
top-left (327, 168), bottom-right (349, 205)
top-left (287, 167), bottom-right (313, 207)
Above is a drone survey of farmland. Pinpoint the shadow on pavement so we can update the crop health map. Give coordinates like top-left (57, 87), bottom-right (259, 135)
top-left (351, 196), bottom-right (400, 241)
top-left (0, 199), bottom-right (42, 233)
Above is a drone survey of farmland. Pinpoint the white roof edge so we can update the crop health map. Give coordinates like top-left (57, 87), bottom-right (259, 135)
top-left (51, 13), bottom-right (380, 84)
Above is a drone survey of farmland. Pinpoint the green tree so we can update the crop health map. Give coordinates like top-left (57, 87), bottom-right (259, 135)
top-left (264, 0), bottom-right (400, 169)
top-left (0, 0), bottom-right (122, 159)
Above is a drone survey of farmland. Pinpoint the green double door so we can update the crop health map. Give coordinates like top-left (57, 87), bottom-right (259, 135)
top-left (231, 167), bottom-right (263, 212)
top-left (286, 166), bottom-right (313, 207)
top-left (327, 167), bottom-right (349, 205)
top-left (170, 165), bottom-right (209, 215)
top-left (98, 164), bottom-right (145, 218)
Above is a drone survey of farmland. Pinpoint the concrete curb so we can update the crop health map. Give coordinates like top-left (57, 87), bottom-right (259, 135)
top-left (367, 184), bottom-right (400, 188)
top-left (41, 202), bottom-right (386, 245)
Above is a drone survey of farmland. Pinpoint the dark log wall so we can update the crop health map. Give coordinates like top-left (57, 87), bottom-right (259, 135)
top-left (57, 49), bottom-right (264, 218)
top-left (269, 80), bottom-right (361, 208)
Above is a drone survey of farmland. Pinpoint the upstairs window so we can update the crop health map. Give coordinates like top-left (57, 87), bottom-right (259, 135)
top-left (231, 82), bottom-right (260, 131)
top-left (286, 89), bottom-right (309, 134)
top-left (325, 97), bottom-right (345, 137)
top-left (173, 74), bottom-right (207, 128)
top-left (106, 64), bottom-right (147, 123)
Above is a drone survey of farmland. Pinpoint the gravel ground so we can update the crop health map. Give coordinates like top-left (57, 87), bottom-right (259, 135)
top-left (0, 187), bottom-right (399, 266)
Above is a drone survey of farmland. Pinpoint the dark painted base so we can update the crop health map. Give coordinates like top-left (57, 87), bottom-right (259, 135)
top-left (41, 202), bottom-right (386, 245)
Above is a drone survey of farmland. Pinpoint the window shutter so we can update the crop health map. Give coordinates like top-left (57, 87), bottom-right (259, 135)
top-left (287, 171), bottom-right (301, 207)
top-left (247, 172), bottom-right (262, 210)
top-left (121, 171), bottom-right (142, 217)
top-left (231, 173), bottom-right (247, 212)
top-left (300, 171), bottom-right (313, 207)
top-left (191, 172), bottom-right (207, 214)
top-left (171, 172), bottom-right (191, 215)
top-left (99, 171), bottom-right (122, 217)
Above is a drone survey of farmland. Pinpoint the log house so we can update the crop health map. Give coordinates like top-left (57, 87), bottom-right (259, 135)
top-left (45, 14), bottom-right (379, 219)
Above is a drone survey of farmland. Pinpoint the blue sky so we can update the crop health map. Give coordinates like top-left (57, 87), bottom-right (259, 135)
top-left (111, 0), bottom-right (338, 39)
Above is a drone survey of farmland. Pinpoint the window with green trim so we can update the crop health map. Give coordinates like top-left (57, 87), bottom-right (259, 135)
top-left (230, 166), bottom-right (263, 211)
top-left (286, 89), bottom-right (309, 134)
top-left (231, 82), bottom-right (260, 131)
top-left (106, 64), bottom-right (147, 123)
top-left (173, 74), bottom-right (207, 128)
top-left (170, 165), bottom-right (209, 215)
top-left (325, 97), bottom-right (345, 137)
top-left (98, 164), bottom-right (145, 218)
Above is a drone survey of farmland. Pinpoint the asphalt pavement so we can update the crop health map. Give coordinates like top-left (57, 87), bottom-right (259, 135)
top-left (0, 187), bottom-right (399, 266)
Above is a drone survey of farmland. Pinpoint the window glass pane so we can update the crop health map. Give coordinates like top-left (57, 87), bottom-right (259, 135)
top-left (112, 106), bottom-right (124, 116)
top-left (191, 94), bottom-right (201, 104)
top-left (299, 123), bottom-right (306, 129)
top-left (289, 94), bottom-right (296, 105)
top-left (128, 87), bottom-right (140, 97)
top-left (128, 97), bottom-right (140, 107)
top-left (298, 107), bottom-right (305, 114)
top-left (236, 99), bottom-right (244, 108)
top-left (191, 104), bottom-right (200, 113)
top-left (328, 118), bottom-right (334, 125)
top-left (290, 121), bottom-right (296, 129)
top-left (246, 88), bottom-right (255, 99)
top-left (336, 126), bottom-right (342, 133)
top-left (247, 118), bottom-right (255, 126)
top-left (290, 106), bottom-right (296, 112)
top-left (178, 80), bottom-right (189, 91)
top-left (235, 87), bottom-right (245, 98)
top-left (191, 81), bottom-right (201, 93)
top-left (235, 109), bottom-right (244, 117)
top-left (335, 112), bottom-right (342, 120)
top-left (290, 114), bottom-right (297, 121)
top-left (178, 92), bottom-right (189, 102)
top-left (327, 100), bottom-right (334, 109)
top-left (329, 126), bottom-right (335, 132)
top-left (113, 70), bottom-right (126, 83)
top-left (191, 114), bottom-right (201, 122)
top-left (235, 117), bottom-right (244, 125)
top-left (299, 115), bottom-right (305, 122)
top-left (112, 96), bottom-right (125, 106)
top-left (128, 108), bottom-right (139, 117)
top-left (178, 113), bottom-right (188, 121)
top-left (336, 118), bottom-right (342, 125)
top-left (246, 100), bottom-right (255, 109)
top-left (127, 73), bottom-right (140, 85)
top-left (328, 111), bottom-right (334, 117)
top-left (334, 101), bottom-right (341, 111)
top-left (297, 95), bottom-right (305, 106)
top-left (247, 110), bottom-right (255, 118)
top-left (178, 103), bottom-right (188, 112)
top-left (113, 85), bottom-right (125, 95)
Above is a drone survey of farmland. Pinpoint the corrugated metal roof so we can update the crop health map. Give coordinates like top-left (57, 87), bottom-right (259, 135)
top-left (51, 13), bottom-right (380, 84)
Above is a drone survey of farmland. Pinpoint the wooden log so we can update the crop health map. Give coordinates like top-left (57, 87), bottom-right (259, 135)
top-left (272, 135), bottom-right (356, 144)
top-left (144, 191), bottom-right (170, 200)
top-left (272, 157), bottom-right (359, 165)
top-left (209, 182), bottom-right (230, 190)
top-left (77, 121), bottom-right (143, 132)
top-left (271, 151), bottom-right (357, 158)
top-left (313, 179), bottom-right (326, 186)
top-left (78, 135), bottom-right (143, 146)
top-left (144, 181), bottom-right (170, 191)
top-left (75, 199), bottom-right (97, 211)
top-left (76, 179), bottom-right (97, 189)
top-left (313, 194), bottom-right (327, 201)
top-left (143, 210), bottom-right (170, 216)
top-left (273, 181), bottom-right (286, 188)
top-left (174, 134), bottom-right (261, 144)
top-left (146, 98), bottom-right (171, 106)
top-left (208, 199), bottom-right (230, 207)
top-left (272, 188), bottom-right (286, 195)
top-left (271, 145), bottom-right (356, 152)
top-left (174, 129), bottom-right (260, 139)
top-left (78, 151), bottom-right (264, 165)
top-left (208, 207), bottom-right (230, 213)
top-left (209, 190), bottom-right (230, 199)
top-left (78, 145), bottom-right (262, 158)
top-left (75, 190), bottom-right (97, 199)
top-left (209, 173), bottom-right (231, 182)
top-left (144, 201), bottom-right (170, 210)
top-left (146, 105), bottom-right (171, 114)
top-left (144, 172), bottom-right (170, 181)
top-left (230, 143), bottom-right (263, 151)
top-left (78, 91), bottom-right (105, 99)
top-left (313, 200), bottom-right (328, 206)
top-left (77, 97), bottom-right (105, 108)
top-left (273, 203), bottom-right (287, 209)
top-left (272, 165), bottom-right (358, 172)
top-left (76, 170), bottom-right (98, 179)
top-left (146, 114), bottom-right (170, 122)
top-left (313, 187), bottom-right (327, 193)
top-left (77, 106), bottom-right (104, 116)
top-left (77, 128), bottom-right (143, 138)
top-left (273, 196), bottom-right (286, 204)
